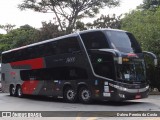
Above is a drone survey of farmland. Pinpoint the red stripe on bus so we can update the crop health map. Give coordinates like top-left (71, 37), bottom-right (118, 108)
top-left (22, 80), bottom-right (39, 94)
top-left (10, 58), bottom-right (44, 69)
top-left (10, 58), bottom-right (44, 95)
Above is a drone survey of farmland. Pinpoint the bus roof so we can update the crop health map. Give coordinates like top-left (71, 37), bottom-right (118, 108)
top-left (2, 28), bottom-right (127, 54)
top-left (79, 28), bottom-right (126, 34)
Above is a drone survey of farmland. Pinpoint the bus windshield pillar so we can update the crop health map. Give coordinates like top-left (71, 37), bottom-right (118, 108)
top-left (99, 49), bottom-right (122, 64)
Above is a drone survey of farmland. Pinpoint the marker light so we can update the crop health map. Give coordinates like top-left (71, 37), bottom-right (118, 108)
top-left (127, 53), bottom-right (138, 57)
top-left (123, 58), bottom-right (129, 62)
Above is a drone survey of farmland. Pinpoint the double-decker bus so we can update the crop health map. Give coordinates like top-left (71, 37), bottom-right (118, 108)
top-left (1, 29), bottom-right (157, 103)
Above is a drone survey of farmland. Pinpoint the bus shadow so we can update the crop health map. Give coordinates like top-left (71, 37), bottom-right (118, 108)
top-left (6, 94), bottom-right (150, 106)
top-left (7, 94), bottom-right (64, 102)
top-left (91, 100), bottom-right (146, 106)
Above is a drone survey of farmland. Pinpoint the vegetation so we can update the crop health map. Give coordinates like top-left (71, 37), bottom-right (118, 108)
top-left (0, 25), bottom-right (39, 53)
top-left (0, 24), bottom-right (16, 33)
top-left (76, 14), bottom-right (121, 30)
top-left (121, 8), bottom-right (160, 57)
top-left (139, 0), bottom-right (160, 10)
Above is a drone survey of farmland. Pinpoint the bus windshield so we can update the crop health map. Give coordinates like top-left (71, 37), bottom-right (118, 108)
top-left (105, 31), bottom-right (142, 53)
top-left (117, 60), bottom-right (146, 83)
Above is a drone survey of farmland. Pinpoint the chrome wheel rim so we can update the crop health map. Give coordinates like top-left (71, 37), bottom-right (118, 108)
top-left (18, 88), bottom-right (22, 97)
top-left (81, 90), bottom-right (90, 101)
top-left (12, 87), bottom-right (15, 95)
top-left (67, 90), bottom-right (75, 100)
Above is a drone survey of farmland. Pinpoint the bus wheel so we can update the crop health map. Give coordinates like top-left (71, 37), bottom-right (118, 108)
top-left (157, 87), bottom-right (160, 92)
top-left (63, 87), bottom-right (77, 103)
top-left (79, 87), bottom-right (92, 104)
top-left (10, 86), bottom-right (16, 96)
top-left (17, 86), bottom-right (23, 98)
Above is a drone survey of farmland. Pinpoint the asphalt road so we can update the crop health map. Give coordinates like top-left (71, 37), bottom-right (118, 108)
top-left (0, 93), bottom-right (160, 120)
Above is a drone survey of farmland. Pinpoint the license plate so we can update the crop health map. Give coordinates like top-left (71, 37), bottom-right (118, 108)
top-left (135, 95), bottom-right (141, 99)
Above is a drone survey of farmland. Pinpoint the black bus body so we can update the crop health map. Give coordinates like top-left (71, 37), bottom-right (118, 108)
top-left (1, 29), bottom-right (153, 103)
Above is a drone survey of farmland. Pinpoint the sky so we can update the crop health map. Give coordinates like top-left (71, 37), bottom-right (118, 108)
top-left (0, 0), bottom-right (143, 34)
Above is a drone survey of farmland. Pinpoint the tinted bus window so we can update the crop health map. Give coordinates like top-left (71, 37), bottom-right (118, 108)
top-left (20, 67), bottom-right (88, 80)
top-left (106, 31), bottom-right (142, 53)
top-left (2, 36), bottom-right (81, 63)
top-left (58, 37), bottom-right (81, 54)
top-left (80, 31), bottom-right (109, 50)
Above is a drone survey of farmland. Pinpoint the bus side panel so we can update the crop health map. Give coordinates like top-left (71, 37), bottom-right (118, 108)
top-left (1, 63), bottom-right (23, 93)
top-left (2, 58), bottom-right (45, 95)
top-left (10, 58), bottom-right (45, 95)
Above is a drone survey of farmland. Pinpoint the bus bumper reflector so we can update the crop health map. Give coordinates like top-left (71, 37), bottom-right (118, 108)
top-left (95, 90), bottom-right (100, 94)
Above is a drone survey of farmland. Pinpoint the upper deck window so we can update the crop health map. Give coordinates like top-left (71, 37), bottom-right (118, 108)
top-left (2, 36), bottom-right (81, 63)
top-left (105, 30), bottom-right (142, 53)
top-left (80, 31), bottom-right (109, 50)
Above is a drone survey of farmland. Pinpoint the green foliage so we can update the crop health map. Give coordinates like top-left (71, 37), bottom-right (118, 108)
top-left (90, 14), bottom-right (121, 29)
top-left (75, 21), bottom-right (87, 31)
top-left (75, 14), bottom-right (121, 30)
top-left (0, 24), bottom-right (39, 54)
top-left (0, 24), bottom-right (16, 33)
top-left (7, 25), bottom-right (39, 48)
top-left (18, 0), bottom-right (120, 33)
top-left (121, 8), bottom-right (160, 57)
top-left (37, 21), bottom-right (65, 41)
top-left (0, 34), bottom-right (11, 53)
top-left (140, 0), bottom-right (160, 10)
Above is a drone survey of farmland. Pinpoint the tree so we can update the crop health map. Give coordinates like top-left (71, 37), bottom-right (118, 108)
top-left (87, 14), bottom-right (121, 29)
top-left (37, 21), bottom-right (65, 41)
top-left (140, 0), bottom-right (160, 10)
top-left (0, 24), bottom-right (16, 33)
top-left (121, 9), bottom-right (160, 56)
top-left (1, 24), bottom-right (39, 49)
top-left (18, 0), bottom-right (120, 33)
top-left (75, 14), bottom-right (121, 30)
top-left (75, 21), bottom-right (87, 31)
top-left (0, 34), bottom-right (10, 53)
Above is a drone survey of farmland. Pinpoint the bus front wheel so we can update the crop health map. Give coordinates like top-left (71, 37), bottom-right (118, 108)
top-left (79, 87), bottom-right (92, 104)
top-left (63, 87), bottom-right (77, 103)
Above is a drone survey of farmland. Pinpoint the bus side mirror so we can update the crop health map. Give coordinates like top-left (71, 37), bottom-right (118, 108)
top-left (154, 58), bottom-right (158, 66)
top-left (143, 51), bottom-right (158, 66)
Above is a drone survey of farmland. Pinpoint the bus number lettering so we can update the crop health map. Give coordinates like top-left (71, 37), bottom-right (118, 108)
top-left (66, 57), bottom-right (75, 63)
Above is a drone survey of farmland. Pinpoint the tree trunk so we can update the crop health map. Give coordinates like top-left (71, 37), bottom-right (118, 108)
top-left (49, 0), bottom-right (64, 31)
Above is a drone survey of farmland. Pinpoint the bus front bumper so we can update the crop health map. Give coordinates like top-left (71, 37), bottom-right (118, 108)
top-left (94, 85), bottom-right (149, 101)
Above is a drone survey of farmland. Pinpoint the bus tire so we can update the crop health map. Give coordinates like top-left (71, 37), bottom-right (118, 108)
top-left (17, 86), bottom-right (23, 98)
top-left (63, 87), bottom-right (77, 103)
top-left (10, 85), bottom-right (16, 96)
top-left (157, 87), bottom-right (160, 92)
top-left (79, 87), bottom-right (92, 104)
